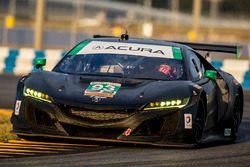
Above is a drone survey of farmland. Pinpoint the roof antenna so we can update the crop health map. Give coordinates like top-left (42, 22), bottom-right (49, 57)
top-left (125, 29), bottom-right (128, 34)
top-left (120, 29), bottom-right (129, 41)
top-left (205, 51), bottom-right (210, 59)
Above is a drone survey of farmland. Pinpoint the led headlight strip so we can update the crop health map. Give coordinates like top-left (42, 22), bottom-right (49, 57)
top-left (144, 97), bottom-right (189, 111)
top-left (23, 87), bottom-right (52, 103)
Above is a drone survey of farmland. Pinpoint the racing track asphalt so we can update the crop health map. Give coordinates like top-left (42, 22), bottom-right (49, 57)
top-left (0, 74), bottom-right (250, 167)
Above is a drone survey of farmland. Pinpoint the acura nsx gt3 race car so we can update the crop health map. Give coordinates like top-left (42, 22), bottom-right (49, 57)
top-left (11, 34), bottom-right (244, 147)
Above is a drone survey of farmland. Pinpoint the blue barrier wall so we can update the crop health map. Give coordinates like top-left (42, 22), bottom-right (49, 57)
top-left (0, 47), bottom-right (65, 75)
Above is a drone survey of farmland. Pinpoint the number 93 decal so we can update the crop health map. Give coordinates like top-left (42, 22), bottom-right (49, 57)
top-left (84, 82), bottom-right (121, 98)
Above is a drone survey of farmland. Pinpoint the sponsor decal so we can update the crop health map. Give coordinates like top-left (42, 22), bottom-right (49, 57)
top-left (158, 64), bottom-right (176, 77)
top-left (124, 128), bottom-right (132, 136)
top-left (84, 82), bottom-right (121, 98)
top-left (77, 41), bottom-right (183, 59)
top-left (224, 128), bottom-right (231, 136)
top-left (14, 100), bottom-right (22, 116)
top-left (91, 96), bottom-right (107, 103)
top-left (184, 114), bottom-right (192, 129)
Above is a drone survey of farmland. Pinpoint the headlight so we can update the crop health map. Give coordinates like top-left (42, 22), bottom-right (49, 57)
top-left (143, 97), bottom-right (189, 111)
top-left (23, 87), bottom-right (52, 103)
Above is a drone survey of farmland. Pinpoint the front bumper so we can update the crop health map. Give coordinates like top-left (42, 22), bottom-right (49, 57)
top-left (11, 96), bottom-right (198, 144)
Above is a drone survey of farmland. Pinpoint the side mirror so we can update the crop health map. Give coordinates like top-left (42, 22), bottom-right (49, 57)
top-left (205, 70), bottom-right (217, 81)
top-left (35, 58), bottom-right (46, 69)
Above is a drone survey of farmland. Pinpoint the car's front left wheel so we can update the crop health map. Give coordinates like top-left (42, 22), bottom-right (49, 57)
top-left (192, 99), bottom-right (206, 145)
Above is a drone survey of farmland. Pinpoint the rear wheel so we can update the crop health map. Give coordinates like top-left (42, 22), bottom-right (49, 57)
top-left (192, 99), bottom-right (206, 145)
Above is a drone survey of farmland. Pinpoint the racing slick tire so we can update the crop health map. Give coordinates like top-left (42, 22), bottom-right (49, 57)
top-left (230, 91), bottom-right (243, 141)
top-left (192, 98), bottom-right (206, 145)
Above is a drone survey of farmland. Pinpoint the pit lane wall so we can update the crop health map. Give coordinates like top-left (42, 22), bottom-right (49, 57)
top-left (0, 47), bottom-right (249, 89)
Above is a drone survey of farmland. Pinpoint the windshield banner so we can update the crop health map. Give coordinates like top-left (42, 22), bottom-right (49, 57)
top-left (76, 41), bottom-right (182, 60)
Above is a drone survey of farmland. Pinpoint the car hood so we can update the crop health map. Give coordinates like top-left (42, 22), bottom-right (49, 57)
top-left (24, 71), bottom-right (195, 107)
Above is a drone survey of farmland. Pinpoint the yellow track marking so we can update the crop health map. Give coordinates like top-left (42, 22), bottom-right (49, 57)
top-left (8, 140), bottom-right (98, 147)
top-left (0, 145), bottom-right (71, 151)
top-left (0, 109), bottom-right (12, 117)
top-left (0, 148), bottom-right (57, 154)
top-left (0, 142), bottom-right (79, 149)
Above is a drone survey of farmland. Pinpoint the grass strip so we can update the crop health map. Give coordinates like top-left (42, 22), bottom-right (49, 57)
top-left (0, 109), bottom-right (19, 142)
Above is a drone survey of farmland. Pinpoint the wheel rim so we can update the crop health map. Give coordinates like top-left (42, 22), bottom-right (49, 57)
top-left (193, 101), bottom-right (205, 143)
top-left (233, 96), bottom-right (241, 133)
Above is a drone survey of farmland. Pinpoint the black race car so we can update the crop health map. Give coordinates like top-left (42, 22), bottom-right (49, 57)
top-left (11, 34), bottom-right (244, 147)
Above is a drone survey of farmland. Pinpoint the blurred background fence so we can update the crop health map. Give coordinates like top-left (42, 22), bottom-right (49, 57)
top-left (0, 0), bottom-right (249, 88)
top-left (0, 0), bottom-right (250, 54)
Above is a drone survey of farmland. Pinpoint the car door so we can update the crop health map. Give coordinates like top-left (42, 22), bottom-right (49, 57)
top-left (186, 50), bottom-right (218, 130)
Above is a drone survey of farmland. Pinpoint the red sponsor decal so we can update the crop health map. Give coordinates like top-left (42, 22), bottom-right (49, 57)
top-left (124, 128), bottom-right (132, 136)
top-left (186, 116), bottom-right (191, 123)
top-left (158, 64), bottom-right (176, 77)
top-left (14, 100), bottom-right (22, 115)
top-left (184, 114), bottom-right (192, 129)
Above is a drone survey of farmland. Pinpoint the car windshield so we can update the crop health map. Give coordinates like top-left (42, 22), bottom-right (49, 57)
top-left (54, 54), bottom-right (186, 81)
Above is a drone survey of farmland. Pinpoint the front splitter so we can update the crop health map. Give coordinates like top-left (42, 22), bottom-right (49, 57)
top-left (11, 130), bottom-right (195, 148)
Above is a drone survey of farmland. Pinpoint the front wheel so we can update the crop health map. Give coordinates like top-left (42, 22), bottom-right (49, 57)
top-left (192, 99), bottom-right (206, 145)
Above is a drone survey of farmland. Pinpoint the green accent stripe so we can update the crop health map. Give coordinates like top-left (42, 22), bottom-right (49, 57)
top-left (172, 47), bottom-right (182, 60)
top-left (68, 40), bottom-right (91, 55)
